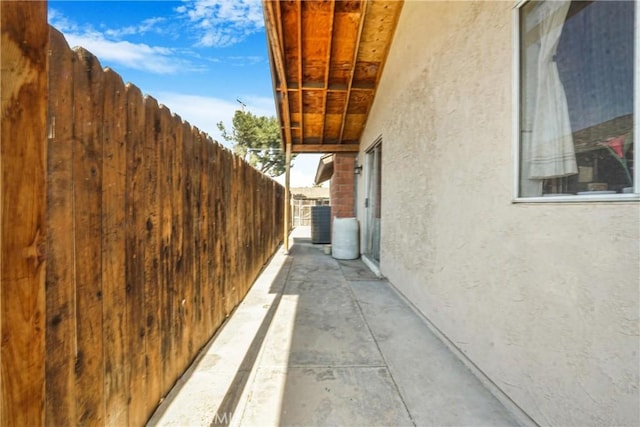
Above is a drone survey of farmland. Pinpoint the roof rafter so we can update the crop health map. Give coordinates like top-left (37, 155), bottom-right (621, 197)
top-left (320, 0), bottom-right (336, 145)
top-left (291, 144), bottom-right (360, 153)
top-left (263, 0), bottom-right (292, 146)
top-left (338, 0), bottom-right (368, 144)
top-left (297, 0), bottom-right (304, 147)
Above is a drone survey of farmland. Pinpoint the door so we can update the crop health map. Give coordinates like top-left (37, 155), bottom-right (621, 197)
top-left (364, 140), bottom-right (382, 263)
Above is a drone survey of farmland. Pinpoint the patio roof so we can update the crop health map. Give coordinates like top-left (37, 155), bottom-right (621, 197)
top-left (263, 0), bottom-right (404, 154)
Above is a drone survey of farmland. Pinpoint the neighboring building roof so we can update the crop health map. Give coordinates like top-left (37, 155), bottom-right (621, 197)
top-left (290, 186), bottom-right (330, 200)
top-left (314, 153), bottom-right (334, 185)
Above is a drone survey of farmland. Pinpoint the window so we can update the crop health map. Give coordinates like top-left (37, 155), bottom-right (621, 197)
top-left (517, 0), bottom-right (637, 199)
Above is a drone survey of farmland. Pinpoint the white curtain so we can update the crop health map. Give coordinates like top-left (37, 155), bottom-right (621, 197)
top-left (528, 1), bottom-right (577, 181)
top-left (521, 38), bottom-right (542, 197)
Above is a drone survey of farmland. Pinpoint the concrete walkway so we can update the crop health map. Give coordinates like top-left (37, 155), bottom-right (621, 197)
top-left (148, 227), bottom-right (522, 427)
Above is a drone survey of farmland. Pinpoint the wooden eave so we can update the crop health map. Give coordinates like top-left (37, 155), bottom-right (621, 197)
top-left (263, 0), bottom-right (404, 154)
top-left (314, 153), bottom-right (335, 185)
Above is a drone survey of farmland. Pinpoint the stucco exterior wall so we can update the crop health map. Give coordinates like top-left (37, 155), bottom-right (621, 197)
top-left (357, 2), bottom-right (640, 426)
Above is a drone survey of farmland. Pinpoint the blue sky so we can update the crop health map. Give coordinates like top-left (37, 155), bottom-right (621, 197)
top-left (48, 0), bottom-right (321, 187)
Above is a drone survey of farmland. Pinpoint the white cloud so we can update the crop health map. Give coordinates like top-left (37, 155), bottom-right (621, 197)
top-left (49, 8), bottom-right (80, 33)
top-left (49, 5), bottom-right (265, 73)
top-left (226, 55), bottom-right (263, 66)
top-left (177, 0), bottom-right (264, 47)
top-left (64, 32), bottom-right (189, 74)
top-left (49, 9), bottom-right (194, 74)
top-left (103, 17), bottom-right (167, 38)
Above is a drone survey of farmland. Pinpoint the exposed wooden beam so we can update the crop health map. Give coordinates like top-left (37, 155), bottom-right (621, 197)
top-left (263, 0), bottom-right (292, 147)
top-left (297, 0), bottom-right (304, 146)
top-left (338, 0), bottom-right (368, 144)
top-left (370, 1), bottom-right (404, 99)
top-left (320, 0), bottom-right (336, 145)
top-left (274, 0), bottom-right (285, 59)
top-left (291, 144), bottom-right (360, 153)
top-left (266, 0), bottom-right (403, 153)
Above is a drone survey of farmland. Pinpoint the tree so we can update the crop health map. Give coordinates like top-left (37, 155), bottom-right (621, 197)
top-left (217, 109), bottom-right (295, 177)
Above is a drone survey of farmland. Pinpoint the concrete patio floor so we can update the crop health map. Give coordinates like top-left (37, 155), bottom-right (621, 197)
top-left (148, 227), bottom-right (523, 427)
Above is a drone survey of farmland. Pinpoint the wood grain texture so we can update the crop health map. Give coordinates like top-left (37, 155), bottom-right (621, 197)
top-left (124, 83), bottom-right (148, 426)
top-left (264, 0), bottom-right (404, 151)
top-left (181, 121), bottom-right (195, 358)
top-left (1, 2), bottom-right (48, 425)
top-left (143, 95), bottom-right (162, 415)
top-left (45, 28), bottom-right (77, 427)
top-left (200, 134), bottom-right (212, 337)
top-left (191, 131), bottom-right (203, 351)
top-left (1, 13), bottom-right (287, 424)
top-left (72, 47), bottom-right (105, 426)
top-left (102, 68), bottom-right (128, 426)
top-left (170, 115), bottom-right (185, 384)
top-left (158, 105), bottom-right (174, 392)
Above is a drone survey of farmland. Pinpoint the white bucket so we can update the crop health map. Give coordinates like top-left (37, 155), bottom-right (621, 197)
top-left (332, 217), bottom-right (359, 260)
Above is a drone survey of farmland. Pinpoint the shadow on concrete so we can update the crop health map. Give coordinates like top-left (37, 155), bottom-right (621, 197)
top-left (150, 227), bottom-right (523, 427)
top-left (209, 256), bottom-right (292, 426)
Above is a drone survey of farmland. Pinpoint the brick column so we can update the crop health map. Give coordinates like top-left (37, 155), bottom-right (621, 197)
top-left (330, 153), bottom-right (356, 218)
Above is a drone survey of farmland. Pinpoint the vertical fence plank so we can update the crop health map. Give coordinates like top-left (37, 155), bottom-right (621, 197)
top-left (45, 28), bottom-right (77, 427)
top-left (143, 96), bottom-right (161, 414)
top-left (182, 123), bottom-right (195, 358)
top-left (124, 83), bottom-right (148, 426)
top-left (191, 131), bottom-right (203, 350)
top-left (72, 47), bottom-right (105, 425)
top-left (102, 68), bottom-right (128, 426)
top-left (199, 134), bottom-right (211, 337)
top-left (229, 152), bottom-right (237, 314)
top-left (171, 115), bottom-right (185, 382)
top-left (0, 2), bottom-right (47, 425)
top-left (205, 139), bottom-right (217, 332)
top-left (222, 150), bottom-right (234, 316)
top-left (240, 162), bottom-right (249, 292)
top-left (158, 105), bottom-right (174, 392)
top-left (217, 144), bottom-right (227, 325)
top-left (212, 143), bottom-right (224, 328)
top-left (233, 158), bottom-right (242, 299)
top-left (39, 23), bottom-right (286, 425)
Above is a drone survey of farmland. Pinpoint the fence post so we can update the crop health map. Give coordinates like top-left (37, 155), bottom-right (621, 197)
top-left (284, 143), bottom-right (292, 253)
top-left (0, 1), bottom-right (48, 425)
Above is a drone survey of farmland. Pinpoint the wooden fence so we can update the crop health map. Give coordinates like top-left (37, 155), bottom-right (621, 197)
top-left (1, 3), bottom-right (285, 424)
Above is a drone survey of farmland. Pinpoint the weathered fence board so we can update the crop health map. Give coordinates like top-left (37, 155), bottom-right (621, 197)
top-left (0, 2), bottom-right (48, 425)
top-left (158, 105), bottom-right (174, 394)
top-left (45, 28), bottom-right (77, 426)
top-left (170, 114), bottom-right (185, 385)
top-left (2, 13), bottom-right (285, 425)
top-left (124, 83), bottom-right (149, 427)
top-left (142, 95), bottom-right (162, 414)
top-left (191, 131), bottom-right (203, 351)
top-left (102, 67), bottom-right (128, 426)
top-left (73, 47), bottom-right (106, 425)
top-left (181, 121), bottom-right (195, 360)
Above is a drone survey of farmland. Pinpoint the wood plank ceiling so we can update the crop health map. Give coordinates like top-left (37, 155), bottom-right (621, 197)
top-left (263, 0), bottom-right (404, 153)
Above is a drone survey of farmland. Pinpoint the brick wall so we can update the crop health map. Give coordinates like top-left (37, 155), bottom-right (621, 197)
top-left (330, 153), bottom-right (356, 218)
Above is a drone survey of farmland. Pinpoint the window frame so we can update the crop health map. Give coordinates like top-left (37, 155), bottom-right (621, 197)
top-left (512, 0), bottom-right (640, 203)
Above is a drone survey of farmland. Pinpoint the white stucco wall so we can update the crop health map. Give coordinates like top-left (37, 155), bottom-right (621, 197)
top-left (357, 1), bottom-right (640, 425)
